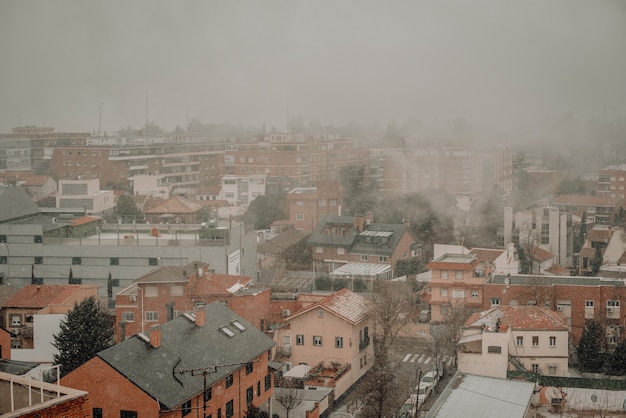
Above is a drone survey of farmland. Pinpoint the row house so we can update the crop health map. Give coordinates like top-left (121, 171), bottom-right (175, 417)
top-left (287, 180), bottom-right (343, 233)
top-left (223, 137), bottom-right (369, 188)
top-left (61, 302), bottom-right (276, 418)
top-left (597, 163), bottom-right (626, 200)
top-left (483, 274), bottom-right (626, 346)
top-left (114, 261), bottom-right (270, 343)
top-left (503, 206), bottom-right (574, 268)
top-left (381, 145), bottom-right (512, 200)
top-left (458, 305), bottom-right (569, 379)
top-left (307, 213), bottom-right (419, 278)
top-left (272, 288), bottom-right (375, 400)
top-left (1, 284), bottom-right (98, 361)
top-left (551, 194), bottom-right (623, 225)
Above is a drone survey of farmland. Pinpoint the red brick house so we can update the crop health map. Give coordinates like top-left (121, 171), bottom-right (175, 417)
top-left (61, 302), bottom-right (276, 418)
top-left (287, 181), bottom-right (343, 233)
top-left (307, 213), bottom-right (419, 278)
top-left (114, 261), bottom-right (270, 342)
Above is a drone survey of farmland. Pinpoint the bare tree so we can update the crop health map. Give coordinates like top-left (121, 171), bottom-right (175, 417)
top-left (432, 304), bottom-right (473, 369)
top-left (274, 380), bottom-right (303, 418)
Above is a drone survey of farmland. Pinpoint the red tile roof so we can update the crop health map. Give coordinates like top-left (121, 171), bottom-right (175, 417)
top-left (290, 288), bottom-right (374, 325)
top-left (469, 248), bottom-right (504, 263)
top-left (552, 194), bottom-right (623, 207)
top-left (70, 216), bottom-right (101, 227)
top-left (144, 196), bottom-right (202, 214)
top-left (4, 285), bottom-right (87, 309)
top-left (466, 305), bottom-right (568, 331)
top-left (544, 264), bottom-right (570, 276)
top-left (530, 247), bottom-right (554, 262)
top-left (191, 273), bottom-right (252, 296)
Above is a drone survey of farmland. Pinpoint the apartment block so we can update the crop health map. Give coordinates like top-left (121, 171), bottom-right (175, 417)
top-left (287, 180), bottom-right (343, 233)
top-left (597, 163), bottom-right (626, 199)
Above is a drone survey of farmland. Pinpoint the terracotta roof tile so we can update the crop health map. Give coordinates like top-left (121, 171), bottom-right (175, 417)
top-left (469, 248), bottom-right (504, 263)
top-left (530, 247), bottom-right (554, 262)
top-left (4, 285), bottom-right (86, 309)
top-left (466, 305), bottom-right (568, 331)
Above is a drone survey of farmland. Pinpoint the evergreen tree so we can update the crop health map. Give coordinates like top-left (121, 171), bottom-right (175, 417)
top-left (52, 296), bottom-right (114, 377)
top-left (577, 319), bottom-right (606, 372)
top-left (607, 339), bottom-right (626, 375)
top-left (115, 193), bottom-right (144, 223)
top-left (242, 194), bottom-right (287, 230)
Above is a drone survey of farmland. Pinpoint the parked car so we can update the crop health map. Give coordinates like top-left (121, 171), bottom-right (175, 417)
top-left (415, 381), bottom-right (432, 406)
top-left (396, 398), bottom-right (417, 418)
top-left (421, 370), bottom-right (438, 389)
top-left (418, 310), bottom-right (431, 323)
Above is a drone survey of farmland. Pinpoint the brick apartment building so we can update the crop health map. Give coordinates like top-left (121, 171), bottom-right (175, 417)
top-left (597, 163), bottom-right (626, 200)
top-left (483, 274), bottom-right (626, 346)
top-left (223, 135), bottom-right (369, 187)
top-left (61, 302), bottom-right (276, 418)
top-left (287, 180), bottom-right (343, 233)
top-left (551, 194), bottom-right (624, 225)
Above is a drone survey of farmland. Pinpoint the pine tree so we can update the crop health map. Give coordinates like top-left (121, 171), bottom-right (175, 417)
top-left (52, 296), bottom-right (114, 377)
top-left (607, 339), bottom-right (626, 375)
top-left (577, 319), bottom-right (606, 372)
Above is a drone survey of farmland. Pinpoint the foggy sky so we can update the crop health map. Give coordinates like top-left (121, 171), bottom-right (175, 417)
top-left (1, 1), bottom-right (625, 135)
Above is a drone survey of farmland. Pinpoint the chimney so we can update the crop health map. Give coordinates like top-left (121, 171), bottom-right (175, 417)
top-left (119, 321), bottom-right (126, 342)
top-left (166, 302), bottom-right (175, 322)
top-left (195, 307), bottom-right (206, 327)
top-left (353, 214), bottom-right (365, 232)
top-left (149, 324), bottom-right (162, 348)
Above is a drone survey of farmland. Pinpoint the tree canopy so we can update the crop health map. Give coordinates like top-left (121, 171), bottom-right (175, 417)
top-left (52, 296), bottom-right (114, 377)
top-left (115, 193), bottom-right (144, 223)
top-left (577, 319), bottom-right (606, 372)
top-left (242, 194), bottom-right (287, 230)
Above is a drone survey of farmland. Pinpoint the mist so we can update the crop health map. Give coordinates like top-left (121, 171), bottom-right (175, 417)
top-left (1, 1), bottom-right (625, 137)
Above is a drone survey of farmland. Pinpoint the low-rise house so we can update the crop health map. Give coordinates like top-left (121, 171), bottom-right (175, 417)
top-left (2, 284), bottom-right (99, 362)
top-left (56, 178), bottom-right (115, 217)
top-left (307, 213), bottom-right (419, 279)
top-left (143, 196), bottom-right (206, 224)
top-left (458, 305), bottom-right (569, 379)
top-left (578, 225), bottom-right (626, 276)
top-left (468, 243), bottom-right (519, 277)
top-left (1, 370), bottom-right (90, 417)
top-left (272, 288), bottom-right (375, 400)
top-left (61, 302), bottom-right (276, 418)
top-left (114, 261), bottom-right (270, 342)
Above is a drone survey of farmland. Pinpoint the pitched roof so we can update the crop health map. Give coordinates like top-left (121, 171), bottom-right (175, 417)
top-left (70, 216), bottom-right (101, 227)
top-left (468, 248), bottom-right (504, 263)
top-left (95, 302), bottom-right (275, 410)
top-left (587, 227), bottom-right (613, 243)
top-left (552, 194), bottom-right (623, 207)
top-left (465, 305), bottom-right (568, 331)
top-left (289, 288), bottom-right (373, 325)
top-left (490, 273), bottom-right (626, 287)
top-left (257, 229), bottom-right (308, 254)
top-left (544, 264), bottom-right (570, 276)
top-left (530, 247), bottom-right (554, 262)
top-left (3, 284), bottom-right (94, 309)
top-left (0, 185), bottom-right (41, 222)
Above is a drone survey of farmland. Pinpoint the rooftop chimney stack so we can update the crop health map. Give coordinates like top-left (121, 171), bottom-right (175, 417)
top-left (149, 324), bottom-right (162, 348)
top-left (195, 307), bottom-right (206, 327)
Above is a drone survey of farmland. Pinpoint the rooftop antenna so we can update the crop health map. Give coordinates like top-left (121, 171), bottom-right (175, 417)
top-left (145, 92), bottom-right (150, 140)
top-left (98, 102), bottom-right (103, 136)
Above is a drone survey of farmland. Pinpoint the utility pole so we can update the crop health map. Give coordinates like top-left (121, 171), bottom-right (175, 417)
top-left (98, 102), bottom-right (104, 136)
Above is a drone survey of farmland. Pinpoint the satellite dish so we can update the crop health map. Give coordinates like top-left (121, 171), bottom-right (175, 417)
top-left (545, 386), bottom-right (561, 401)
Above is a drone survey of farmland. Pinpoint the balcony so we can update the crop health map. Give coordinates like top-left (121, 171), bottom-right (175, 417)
top-left (359, 335), bottom-right (370, 351)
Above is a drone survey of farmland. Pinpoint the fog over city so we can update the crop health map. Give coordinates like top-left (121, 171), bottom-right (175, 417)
top-left (1, 1), bottom-right (625, 139)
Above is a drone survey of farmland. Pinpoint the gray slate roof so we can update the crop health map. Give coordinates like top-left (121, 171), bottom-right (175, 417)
top-left (0, 185), bottom-right (41, 223)
top-left (307, 215), bottom-right (412, 255)
top-left (97, 301), bottom-right (275, 410)
top-left (491, 274), bottom-right (626, 287)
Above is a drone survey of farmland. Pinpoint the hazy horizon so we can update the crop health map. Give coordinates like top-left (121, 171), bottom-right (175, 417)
top-left (1, 1), bottom-right (625, 136)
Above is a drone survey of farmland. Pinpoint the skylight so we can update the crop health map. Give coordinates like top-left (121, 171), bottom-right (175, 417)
top-left (220, 326), bottom-right (235, 337)
top-left (231, 320), bottom-right (246, 332)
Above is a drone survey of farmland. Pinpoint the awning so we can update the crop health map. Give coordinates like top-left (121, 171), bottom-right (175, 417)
top-left (458, 333), bottom-right (483, 344)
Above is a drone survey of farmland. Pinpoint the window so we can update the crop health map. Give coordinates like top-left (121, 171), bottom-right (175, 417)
top-left (313, 336), bottom-right (322, 346)
top-left (441, 271), bottom-right (448, 279)
top-left (452, 289), bottom-right (466, 299)
top-left (379, 256), bottom-right (388, 262)
top-left (120, 412), bottom-right (137, 418)
top-left (296, 334), bottom-right (304, 345)
top-left (149, 257), bottom-right (159, 266)
top-left (550, 336), bottom-right (556, 347)
top-left (10, 314), bottom-right (21, 326)
top-left (318, 309), bottom-right (324, 318)
top-left (490, 298), bottom-right (500, 306)
top-left (532, 336), bottom-right (539, 347)
top-left (607, 300), bottom-right (620, 307)
top-left (182, 400), bottom-right (192, 416)
top-left (204, 387), bottom-right (212, 402)
top-left (246, 362), bottom-right (253, 375)
top-left (246, 386), bottom-right (254, 403)
top-left (548, 364), bottom-right (557, 375)
top-left (170, 285), bottom-right (184, 296)
top-left (121, 312), bottom-right (134, 322)
top-left (265, 373), bottom-right (272, 391)
top-left (441, 288), bottom-right (448, 297)
top-left (455, 271), bottom-right (463, 280)
top-left (34, 235), bottom-right (43, 243)
top-left (226, 400), bottom-right (234, 418)
top-left (516, 336), bottom-right (523, 346)
top-left (226, 374), bottom-right (234, 388)
top-left (72, 257), bottom-right (82, 265)
top-left (360, 254), bottom-right (368, 261)
top-left (145, 286), bottom-right (158, 297)
top-left (336, 337), bottom-right (344, 348)
top-left (110, 257), bottom-right (119, 266)
top-left (471, 289), bottom-right (479, 298)
top-left (145, 311), bottom-right (159, 322)
top-left (337, 248), bottom-right (345, 255)
top-left (585, 300), bottom-right (594, 307)
top-left (316, 246), bottom-right (323, 253)
top-left (531, 364), bottom-right (539, 373)
top-left (296, 214), bottom-right (304, 221)
top-left (319, 199), bottom-right (326, 206)
top-left (34, 256), bottom-right (43, 265)
top-left (93, 408), bottom-right (103, 418)
top-left (330, 199), bottom-right (337, 206)
top-left (487, 346), bottom-right (502, 354)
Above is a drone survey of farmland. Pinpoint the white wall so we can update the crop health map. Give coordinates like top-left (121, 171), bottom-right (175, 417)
top-left (11, 314), bottom-right (64, 363)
